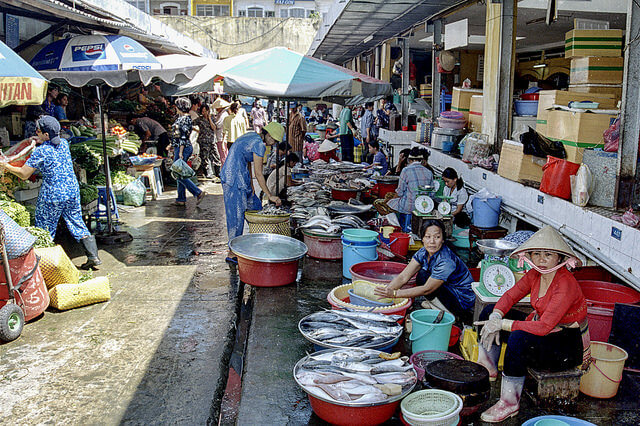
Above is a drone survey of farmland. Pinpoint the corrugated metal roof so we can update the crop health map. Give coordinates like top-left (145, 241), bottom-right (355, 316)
top-left (308, 0), bottom-right (466, 64)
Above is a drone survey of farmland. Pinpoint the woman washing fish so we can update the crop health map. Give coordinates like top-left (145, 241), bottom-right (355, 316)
top-left (374, 219), bottom-right (475, 323)
top-left (221, 122), bottom-right (285, 264)
top-left (473, 226), bottom-right (589, 423)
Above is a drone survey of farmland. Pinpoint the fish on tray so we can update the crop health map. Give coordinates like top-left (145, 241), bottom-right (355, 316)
top-left (295, 348), bottom-right (417, 404)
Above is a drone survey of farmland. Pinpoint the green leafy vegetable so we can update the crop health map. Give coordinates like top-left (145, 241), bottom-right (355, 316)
top-left (26, 226), bottom-right (55, 248)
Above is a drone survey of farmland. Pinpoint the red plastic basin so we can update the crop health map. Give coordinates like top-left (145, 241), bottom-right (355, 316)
top-left (303, 231), bottom-right (342, 260)
top-left (237, 257), bottom-right (299, 287)
top-left (309, 394), bottom-right (400, 426)
top-left (579, 280), bottom-right (640, 341)
top-left (520, 93), bottom-right (539, 100)
top-left (332, 188), bottom-right (360, 201)
top-left (350, 261), bottom-right (417, 287)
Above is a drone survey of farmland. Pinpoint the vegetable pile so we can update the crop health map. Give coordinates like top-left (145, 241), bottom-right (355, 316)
top-left (70, 143), bottom-right (102, 172)
top-left (0, 195), bottom-right (31, 227)
top-left (79, 183), bottom-right (99, 205)
top-left (26, 226), bottom-right (55, 248)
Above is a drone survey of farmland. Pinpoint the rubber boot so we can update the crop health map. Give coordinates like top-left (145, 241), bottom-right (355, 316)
top-left (477, 344), bottom-right (501, 381)
top-left (480, 374), bottom-right (525, 423)
top-left (80, 235), bottom-right (102, 270)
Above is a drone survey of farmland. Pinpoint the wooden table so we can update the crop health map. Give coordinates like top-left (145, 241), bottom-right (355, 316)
top-left (468, 224), bottom-right (508, 251)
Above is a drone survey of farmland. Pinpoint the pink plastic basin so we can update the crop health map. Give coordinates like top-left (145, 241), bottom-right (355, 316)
top-left (350, 261), bottom-right (417, 287)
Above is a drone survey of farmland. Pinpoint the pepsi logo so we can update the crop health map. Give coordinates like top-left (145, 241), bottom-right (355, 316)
top-left (123, 44), bottom-right (135, 52)
top-left (72, 43), bottom-right (106, 61)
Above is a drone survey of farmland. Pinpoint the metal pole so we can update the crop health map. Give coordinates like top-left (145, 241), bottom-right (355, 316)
top-left (96, 85), bottom-right (113, 234)
top-left (495, 0), bottom-right (516, 152)
top-left (431, 20), bottom-right (442, 123)
top-left (401, 38), bottom-right (410, 128)
top-left (616, 0), bottom-right (640, 208)
top-left (275, 98), bottom-right (281, 197)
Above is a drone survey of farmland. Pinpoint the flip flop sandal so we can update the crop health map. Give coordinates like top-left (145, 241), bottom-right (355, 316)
top-left (225, 257), bottom-right (238, 265)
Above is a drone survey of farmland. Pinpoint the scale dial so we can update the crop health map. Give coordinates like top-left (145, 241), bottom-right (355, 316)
top-left (482, 263), bottom-right (516, 296)
top-left (438, 201), bottom-right (452, 216)
top-left (415, 195), bottom-right (435, 214)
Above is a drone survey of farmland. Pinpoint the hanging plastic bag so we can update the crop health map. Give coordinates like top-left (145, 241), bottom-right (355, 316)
top-left (170, 158), bottom-right (195, 180)
top-left (570, 164), bottom-right (593, 207)
top-left (522, 128), bottom-right (566, 159)
top-left (603, 118), bottom-right (620, 152)
top-left (122, 178), bottom-right (146, 207)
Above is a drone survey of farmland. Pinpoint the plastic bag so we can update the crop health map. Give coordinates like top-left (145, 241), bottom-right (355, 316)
top-left (170, 158), bottom-right (195, 180)
top-left (466, 188), bottom-right (499, 214)
top-left (603, 118), bottom-right (620, 152)
top-left (521, 128), bottom-right (565, 159)
top-left (570, 164), bottom-right (593, 207)
top-left (122, 178), bottom-right (146, 207)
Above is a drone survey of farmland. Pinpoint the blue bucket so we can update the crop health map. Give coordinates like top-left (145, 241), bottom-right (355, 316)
top-left (409, 309), bottom-right (455, 353)
top-left (442, 140), bottom-right (455, 153)
top-left (342, 229), bottom-right (379, 244)
top-left (342, 240), bottom-right (378, 278)
top-left (472, 196), bottom-right (502, 229)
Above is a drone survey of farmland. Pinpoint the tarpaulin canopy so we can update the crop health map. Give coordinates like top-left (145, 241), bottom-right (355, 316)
top-left (0, 40), bottom-right (48, 108)
top-left (31, 36), bottom-right (203, 88)
top-left (165, 47), bottom-right (392, 100)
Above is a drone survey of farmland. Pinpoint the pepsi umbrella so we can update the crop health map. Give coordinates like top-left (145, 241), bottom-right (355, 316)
top-left (30, 35), bottom-right (205, 242)
top-left (0, 40), bottom-right (47, 108)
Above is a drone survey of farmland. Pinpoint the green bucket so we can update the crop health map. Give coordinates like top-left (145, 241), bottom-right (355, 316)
top-left (342, 229), bottom-right (379, 244)
top-left (409, 309), bottom-right (455, 353)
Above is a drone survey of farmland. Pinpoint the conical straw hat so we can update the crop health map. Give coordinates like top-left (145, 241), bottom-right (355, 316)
top-left (510, 226), bottom-right (581, 266)
top-left (212, 98), bottom-right (230, 109)
top-left (438, 51), bottom-right (456, 72)
top-left (318, 139), bottom-right (338, 153)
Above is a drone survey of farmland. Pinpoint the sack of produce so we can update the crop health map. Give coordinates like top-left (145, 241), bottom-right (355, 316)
top-left (35, 245), bottom-right (79, 289)
top-left (0, 210), bottom-right (36, 259)
top-left (170, 158), bottom-right (195, 180)
top-left (48, 276), bottom-right (111, 310)
top-left (122, 178), bottom-right (146, 207)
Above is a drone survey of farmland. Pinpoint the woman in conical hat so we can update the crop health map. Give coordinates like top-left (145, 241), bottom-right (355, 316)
top-left (474, 226), bottom-right (590, 423)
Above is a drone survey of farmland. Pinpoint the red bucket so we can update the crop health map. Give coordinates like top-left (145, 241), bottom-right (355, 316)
top-left (377, 181), bottom-right (398, 198)
top-left (540, 156), bottom-right (580, 199)
top-left (237, 257), bottom-right (299, 287)
top-left (302, 231), bottom-right (342, 260)
top-left (388, 232), bottom-right (410, 257)
top-left (0, 248), bottom-right (49, 321)
top-left (579, 280), bottom-right (640, 341)
top-left (308, 394), bottom-right (400, 425)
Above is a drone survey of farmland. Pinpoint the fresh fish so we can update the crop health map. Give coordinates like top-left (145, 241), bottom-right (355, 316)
top-left (308, 328), bottom-right (345, 341)
top-left (313, 373), bottom-right (354, 384)
top-left (369, 363), bottom-right (415, 374)
top-left (350, 393), bottom-right (389, 404)
top-left (316, 383), bottom-right (353, 401)
top-left (340, 371), bottom-right (378, 385)
top-left (371, 371), bottom-right (417, 386)
top-left (329, 309), bottom-right (403, 324)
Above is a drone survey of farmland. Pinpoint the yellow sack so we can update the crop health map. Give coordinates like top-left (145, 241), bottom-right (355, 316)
top-left (35, 245), bottom-right (79, 289)
top-left (49, 277), bottom-right (111, 311)
top-left (352, 280), bottom-right (393, 304)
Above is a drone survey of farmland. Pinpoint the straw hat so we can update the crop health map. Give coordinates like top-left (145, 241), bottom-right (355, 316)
top-left (263, 122), bottom-right (285, 142)
top-left (212, 97), bottom-right (231, 109)
top-left (326, 122), bottom-right (338, 130)
top-left (510, 226), bottom-right (582, 267)
top-left (318, 139), bottom-right (338, 153)
top-left (438, 51), bottom-right (456, 72)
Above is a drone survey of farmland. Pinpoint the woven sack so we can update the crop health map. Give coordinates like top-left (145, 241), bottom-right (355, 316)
top-left (0, 210), bottom-right (36, 259)
top-left (35, 245), bottom-right (79, 289)
top-left (49, 276), bottom-right (111, 310)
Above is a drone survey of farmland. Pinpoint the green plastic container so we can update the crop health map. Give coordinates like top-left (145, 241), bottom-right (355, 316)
top-left (409, 309), bottom-right (455, 353)
top-left (342, 229), bottom-right (379, 244)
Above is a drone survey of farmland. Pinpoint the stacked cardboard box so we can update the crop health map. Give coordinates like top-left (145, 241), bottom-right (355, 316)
top-left (536, 90), bottom-right (617, 137)
top-left (498, 140), bottom-right (546, 184)
top-left (567, 29), bottom-right (624, 108)
top-left (468, 95), bottom-right (483, 132)
top-left (451, 87), bottom-right (483, 122)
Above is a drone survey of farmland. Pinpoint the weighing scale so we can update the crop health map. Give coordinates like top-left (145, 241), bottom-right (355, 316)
top-left (413, 183), bottom-right (454, 218)
top-left (476, 239), bottom-right (529, 297)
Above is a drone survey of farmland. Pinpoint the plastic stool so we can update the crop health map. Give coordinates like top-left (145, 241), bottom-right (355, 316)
top-left (137, 170), bottom-right (158, 200)
top-left (93, 186), bottom-right (119, 230)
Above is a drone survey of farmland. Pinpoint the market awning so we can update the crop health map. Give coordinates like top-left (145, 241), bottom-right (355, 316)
top-left (0, 40), bottom-right (47, 107)
top-left (308, 0), bottom-right (467, 64)
top-left (31, 35), bottom-right (204, 87)
top-left (215, 47), bottom-right (392, 99)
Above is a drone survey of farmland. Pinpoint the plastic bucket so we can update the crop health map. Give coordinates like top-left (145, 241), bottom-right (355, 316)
top-left (472, 196), bottom-right (502, 229)
top-left (580, 341), bottom-right (628, 398)
top-left (342, 240), bottom-right (378, 279)
top-left (380, 226), bottom-right (396, 239)
top-left (388, 232), bottom-right (410, 257)
top-left (303, 231), bottom-right (342, 260)
top-left (540, 156), bottom-right (580, 200)
top-left (409, 309), bottom-right (455, 353)
top-left (342, 229), bottom-right (379, 244)
top-left (579, 280), bottom-right (640, 341)
top-left (442, 140), bottom-right (455, 153)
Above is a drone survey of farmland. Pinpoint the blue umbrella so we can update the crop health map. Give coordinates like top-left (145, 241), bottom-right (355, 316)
top-left (0, 40), bottom-right (47, 108)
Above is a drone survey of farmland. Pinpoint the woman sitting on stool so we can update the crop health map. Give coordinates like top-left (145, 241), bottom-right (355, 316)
top-left (374, 219), bottom-right (475, 323)
top-left (474, 226), bottom-right (590, 423)
top-left (441, 167), bottom-right (470, 228)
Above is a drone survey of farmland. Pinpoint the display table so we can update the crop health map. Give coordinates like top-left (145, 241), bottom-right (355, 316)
top-left (472, 281), bottom-right (531, 322)
top-left (468, 225), bottom-right (508, 251)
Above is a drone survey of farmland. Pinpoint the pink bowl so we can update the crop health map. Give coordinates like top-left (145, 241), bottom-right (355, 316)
top-left (437, 116), bottom-right (466, 130)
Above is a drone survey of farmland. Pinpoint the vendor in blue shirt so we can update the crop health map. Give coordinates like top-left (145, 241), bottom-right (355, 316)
top-left (375, 219), bottom-right (475, 323)
top-left (364, 140), bottom-right (388, 175)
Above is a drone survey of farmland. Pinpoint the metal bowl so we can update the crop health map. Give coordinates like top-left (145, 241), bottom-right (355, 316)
top-left (476, 239), bottom-right (518, 257)
top-left (229, 233), bottom-right (308, 263)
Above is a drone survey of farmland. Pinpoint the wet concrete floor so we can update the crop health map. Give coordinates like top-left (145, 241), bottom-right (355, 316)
top-left (0, 182), bottom-right (241, 425)
top-left (236, 250), bottom-right (640, 425)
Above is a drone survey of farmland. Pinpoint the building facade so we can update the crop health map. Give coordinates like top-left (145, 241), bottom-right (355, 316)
top-left (129, 0), bottom-right (332, 18)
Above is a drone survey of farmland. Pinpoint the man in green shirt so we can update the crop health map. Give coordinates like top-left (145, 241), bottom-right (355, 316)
top-left (339, 105), bottom-right (357, 162)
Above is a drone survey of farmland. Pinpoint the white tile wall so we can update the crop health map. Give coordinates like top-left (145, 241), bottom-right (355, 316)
top-left (427, 148), bottom-right (640, 271)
